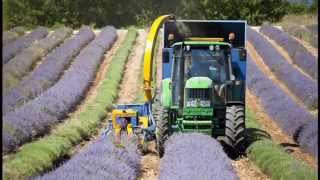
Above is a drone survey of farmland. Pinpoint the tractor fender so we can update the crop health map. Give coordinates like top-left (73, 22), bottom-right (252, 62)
top-left (161, 78), bottom-right (172, 108)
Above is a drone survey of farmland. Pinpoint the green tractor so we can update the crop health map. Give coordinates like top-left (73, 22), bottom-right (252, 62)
top-left (153, 19), bottom-right (247, 156)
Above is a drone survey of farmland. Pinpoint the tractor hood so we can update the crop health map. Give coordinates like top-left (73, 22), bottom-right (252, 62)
top-left (185, 77), bottom-right (212, 89)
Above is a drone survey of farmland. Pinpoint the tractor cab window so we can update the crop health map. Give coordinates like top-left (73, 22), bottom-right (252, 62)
top-left (171, 44), bottom-right (231, 107)
top-left (184, 47), bottom-right (229, 83)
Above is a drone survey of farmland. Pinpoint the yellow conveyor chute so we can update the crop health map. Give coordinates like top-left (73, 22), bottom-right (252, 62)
top-left (143, 15), bottom-right (175, 102)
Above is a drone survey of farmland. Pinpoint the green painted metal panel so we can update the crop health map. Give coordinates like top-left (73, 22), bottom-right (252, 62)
top-left (161, 78), bottom-right (172, 108)
top-left (185, 77), bottom-right (212, 89)
top-left (170, 105), bottom-right (179, 109)
top-left (182, 129), bottom-right (212, 135)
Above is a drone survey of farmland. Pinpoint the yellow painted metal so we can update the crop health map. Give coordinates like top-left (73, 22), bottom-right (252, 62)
top-left (111, 109), bottom-right (137, 136)
top-left (139, 116), bottom-right (149, 128)
top-left (143, 14), bottom-right (175, 101)
top-left (127, 124), bottom-right (133, 135)
top-left (114, 127), bottom-right (121, 137)
top-left (186, 37), bottom-right (224, 42)
top-left (111, 109), bottom-right (136, 118)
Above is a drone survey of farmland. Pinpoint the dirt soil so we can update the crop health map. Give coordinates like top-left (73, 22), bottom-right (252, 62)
top-left (67, 30), bottom-right (128, 115)
top-left (246, 90), bottom-right (317, 169)
top-left (247, 42), bottom-right (317, 117)
top-left (117, 29), bottom-right (147, 103)
top-left (271, 26), bottom-right (318, 58)
top-left (291, 36), bottom-right (318, 58)
top-left (139, 142), bottom-right (160, 180)
top-left (232, 157), bottom-right (270, 180)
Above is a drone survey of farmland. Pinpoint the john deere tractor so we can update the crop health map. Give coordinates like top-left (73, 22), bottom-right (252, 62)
top-left (109, 15), bottom-right (247, 156)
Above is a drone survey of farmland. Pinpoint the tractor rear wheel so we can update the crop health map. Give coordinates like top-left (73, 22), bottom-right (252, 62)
top-left (153, 94), bottom-right (170, 157)
top-left (223, 105), bottom-right (246, 154)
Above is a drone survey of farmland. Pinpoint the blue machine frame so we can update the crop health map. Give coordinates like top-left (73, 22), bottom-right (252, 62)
top-left (162, 20), bottom-right (247, 82)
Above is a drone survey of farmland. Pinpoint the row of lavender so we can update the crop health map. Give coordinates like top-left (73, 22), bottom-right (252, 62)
top-left (247, 54), bottom-right (318, 158)
top-left (3, 27), bottom-right (73, 94)
top-left (3, 27), bottom-right (48, 64)
top-left (247, 27), bottom-right (318, 110)
top-left (2, 26), bottom-right (117, 154)
top-left (159, 133), bottom-right (238, 180)
top-left (35, 136), bottom-right (140, 180)
top-left (3, 27), bottom-right (26, 45)
top-left (3, 26), bottom-right (95, 115)
top-left (259, 25), bottom-right (317, 79)
top-left (284, 24), bottom-right (318, 48)
top-left (36, 133), bottom-right (236, 180)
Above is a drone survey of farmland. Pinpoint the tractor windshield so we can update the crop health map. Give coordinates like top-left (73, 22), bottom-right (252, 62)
top-left (171, 44), bottom-right (231, 107)
top-left (184, 48), bottom-right (230, 83)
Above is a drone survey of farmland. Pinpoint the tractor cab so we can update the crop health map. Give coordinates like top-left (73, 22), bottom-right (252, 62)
top-left (171, 41), bottom-right (233, 109)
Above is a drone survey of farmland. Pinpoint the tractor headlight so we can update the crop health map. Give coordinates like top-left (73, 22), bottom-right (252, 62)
top-left (186, 45), bottom-right (191, 51)
top-left (186, 100), bottom-right (197, 107)
top-left (186, 100), bottom-right (210, 107)
top-left (199, 100), bottom-right (211, 107)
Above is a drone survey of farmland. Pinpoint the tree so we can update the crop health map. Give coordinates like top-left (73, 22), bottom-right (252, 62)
top-left (2, 0), bottom-right (290, 29)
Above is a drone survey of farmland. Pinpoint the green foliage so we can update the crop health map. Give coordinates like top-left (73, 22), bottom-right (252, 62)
top-left (310, 0), bottom-right (318, 12)
top-left (245, 107), bottom-right (318, 180)
top-left (3, 0), bottom-right (292, 28)
top-left (3, 29), bottom-right (137, 180)
top-left (287, 3), bottom-right (309, 14)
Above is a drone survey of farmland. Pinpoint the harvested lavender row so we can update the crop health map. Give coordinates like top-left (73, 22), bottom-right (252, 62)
top-left (159, 133), bottom-right (238, 180)
top-left (3, 27), bottom-right (73, 93)
top-left (260, 25), bottom-right (317, 79)
top-left (296, 120), bottom-right (318, 159)
top-left (35, 136), bottom-right (140, 180)
top-left (2, 26), bottom-right (117, 154)
top-left (3, 26), bottom-right (48, 64)
top-left (3, 26), bottom-right (95, 115)
top-left (3, 27), bottom-right (26, 45)
top-left (247, 54), bottom-right (317, 158)
top-left (248, 27), bottom-right (317, 109)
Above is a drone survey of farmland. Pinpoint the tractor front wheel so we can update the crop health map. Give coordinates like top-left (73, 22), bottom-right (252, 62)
top-left (223, 105), bottom-right (246, 154)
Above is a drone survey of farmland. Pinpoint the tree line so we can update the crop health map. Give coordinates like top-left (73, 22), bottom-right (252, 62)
top-left (3, 0), bottom-right (318, 30)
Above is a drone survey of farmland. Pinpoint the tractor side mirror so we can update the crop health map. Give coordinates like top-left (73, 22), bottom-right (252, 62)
top-left (230, 74), bottom-right (235, 81)
top-left (162, 49), bottom-right (170, 63)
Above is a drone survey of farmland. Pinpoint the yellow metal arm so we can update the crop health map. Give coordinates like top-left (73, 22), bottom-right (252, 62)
top-left (143, 15), bottom-right (175, 102)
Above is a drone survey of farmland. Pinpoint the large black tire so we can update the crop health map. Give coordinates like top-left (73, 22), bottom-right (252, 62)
top-left (223, 105), bottom-right (246, 154)
top-left (153, 93), bottom-right (170, 157)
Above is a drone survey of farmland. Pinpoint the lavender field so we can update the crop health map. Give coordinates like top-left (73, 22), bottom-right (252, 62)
top-left (2, 23), bottom-right (318, 180)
